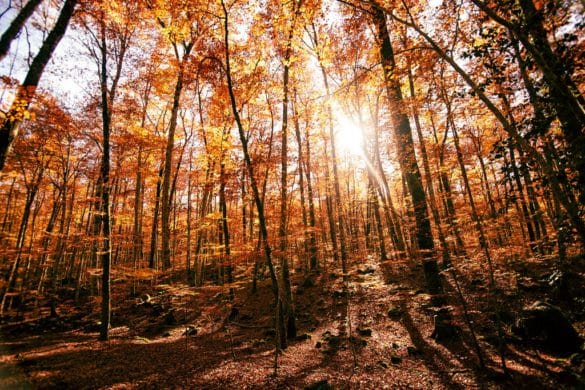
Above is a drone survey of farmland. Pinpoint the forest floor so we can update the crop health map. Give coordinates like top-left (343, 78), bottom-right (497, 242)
top-left (1, 253), bottom-right (585, 389)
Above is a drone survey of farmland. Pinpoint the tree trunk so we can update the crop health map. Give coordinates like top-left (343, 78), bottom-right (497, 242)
top-left (149, 163), bottom-right (164, 269)
top-left (161, 70), bottom-right (185, 270)
top-left (303, 115), bottom-right (319, 270)
top-left (221, 0), bottom-right (282, 347)
top-left (372, 9), bottom-right (442, 294)
top-left (98, 21), bottom-right (112, 342)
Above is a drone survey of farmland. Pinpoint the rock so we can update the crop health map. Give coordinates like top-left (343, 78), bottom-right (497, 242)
top-left (151, 303), bottom-right (165, 316)
top-left (350, 336), bottom-right (367, 347)
top-left (321, 331), bottom-right (341, 347)
top-left (302, 277), bottom-right (316, 288)
top-left (315, 341), bottom-right (322, 348)
top-left (141, 294), bottom-right (152, 304)
top-left (490, 309), bottom-right (515, 324)
top-left (304, 379), bottom-right (332, 390)
top-left (239, 313), bottom-right (253, 322)
top-left (517, 277), bottom-right (542, 292)
top-left (431, 307), bottom-right (460, 342)
top-left (328, 336), bottom-right (341, 346)
top-left (296, 333), bottom-right (312, 341)
top-left (512, 301), bottom-right (582, 354)
top-left (228, 307), bottom-right (239, 321)
top-left (388, 306), bottom-right (403, 319)
top-left (19, 359), bottom-right (38, 367)
top-left (357, 327), bottom-right (372, 337)
top-left (392, 342), bottom-right (400, 349)
top-left (183, 325), bottom-right (198, 336)
top-left (546, 270), bottom-right (578, 300)
top-left (378, 360), bottom-right (389, 368)
top-left (431, 294), bottom-right (448, 307)
top-left (251, 338), bottom-right (267, 347)
top-left (84, 321), bottom-right (101, 333)
top-left (390, 355), bottom-right (402, 364)
top-left (164, 310), bottom-right (177, 325)
top-left (213, 293), bottom-right (226, 301)
top-left (469, 278), bottom-right (486, 292)
top-left (357, 266), bottom-right (375, 275)
top-left (570, 353), bottom-right (585, 366)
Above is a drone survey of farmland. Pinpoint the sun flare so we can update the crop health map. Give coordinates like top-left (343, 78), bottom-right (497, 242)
top-left (335, 113), bottom-right (364, 157)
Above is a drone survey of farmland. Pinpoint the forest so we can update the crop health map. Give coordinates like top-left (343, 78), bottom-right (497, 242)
top-left (0, 0), bottom-right (584, 388)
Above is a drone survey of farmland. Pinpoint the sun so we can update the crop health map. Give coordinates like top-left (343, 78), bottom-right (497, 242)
top-left (335, 112), bottom-right (364, 157)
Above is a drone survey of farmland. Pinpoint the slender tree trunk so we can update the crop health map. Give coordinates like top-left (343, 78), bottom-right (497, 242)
top-left (36, 188), bottom-right (61, 293)
top-left (386, 5), bottom-right (585, 246)
top-left (221, 0), bottom-right (282, 347)
top-left (149, 164), bottom-right (164, 269)
top-left (303, 117), bottom-right (319, 270)
top-left (372, 118), bottom-right (405, 255)
top-left (509, 141), bottom-right (536, 250)
top-left (278, 2), bottom-right (303, 344)
top-left (293, 96), bottom-right (310, 270)
top-left (98, 21), bottom-right (112, 342)
top-left (133, 147), bottom-right (144, 267)
top-left (1, 177), bottom-right (16, 232)
top-left (219, 161), bottom-right (232, 296)
top-left (0, 164), bottom-right (44, 316)
top-left (324, 82), bottom-right (348, 273)
top-left (451, 120), bottom-right (507, 371)
top-left (472, 0), bottom-right (585, 200)
top-left (161, 70), bottom-right (185, 270)
top-left (186, 149), bottom-right (193, 276)
top-left (429, 114), bottom-right (465, 255)
top-left (309, 26), bottom-right (348, 273)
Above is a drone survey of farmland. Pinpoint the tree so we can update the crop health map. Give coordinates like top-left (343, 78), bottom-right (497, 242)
top-left (220, 0), bottom-right (284, 348)
top-left (371, 7), bottom-right (442, 295)
top-left (77, 0), bottom-right (137, 340)
top-left (0, 0), bottom-right (78, 171)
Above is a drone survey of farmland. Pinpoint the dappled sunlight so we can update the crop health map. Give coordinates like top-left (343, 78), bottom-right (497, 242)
top-left (0, 0), bottom-right (583, 388)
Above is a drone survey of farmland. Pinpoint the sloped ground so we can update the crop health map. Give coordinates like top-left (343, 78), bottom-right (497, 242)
top-left (0, 255), bottom-right (584, 389)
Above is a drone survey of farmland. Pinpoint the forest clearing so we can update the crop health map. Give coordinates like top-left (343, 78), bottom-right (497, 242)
top-left (0, 0), bottom-right (584, 388)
